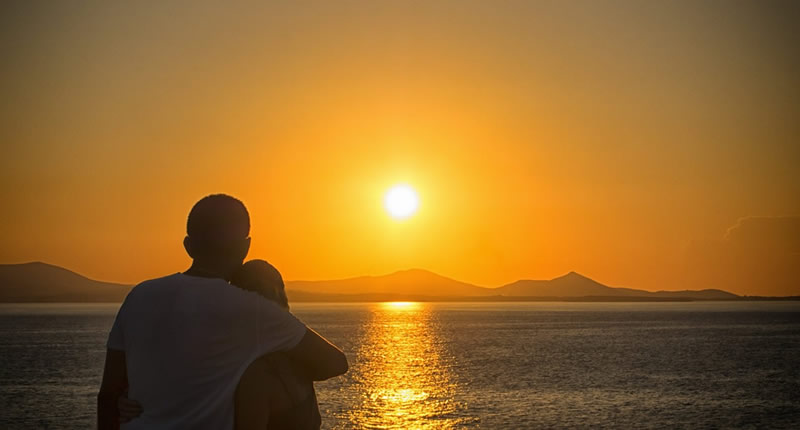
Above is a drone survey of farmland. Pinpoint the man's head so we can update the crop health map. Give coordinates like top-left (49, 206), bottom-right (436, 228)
top-left (183, 194), bottom-right (251, 279)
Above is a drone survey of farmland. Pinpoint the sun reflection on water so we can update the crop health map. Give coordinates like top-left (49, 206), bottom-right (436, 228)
top-left (383, 301), bottom-right (418, 310)
top-left (345, 302), bottom-right (470, 428)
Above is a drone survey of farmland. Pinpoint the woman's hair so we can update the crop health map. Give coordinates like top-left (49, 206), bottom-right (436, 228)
top-left (230, 259), bottom-right (289, 310)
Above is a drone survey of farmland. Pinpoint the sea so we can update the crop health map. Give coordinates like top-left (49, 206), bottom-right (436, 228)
top-left (1, 301), bottom-right (799, 429)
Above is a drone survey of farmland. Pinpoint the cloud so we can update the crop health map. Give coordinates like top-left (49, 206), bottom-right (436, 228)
top-left (685, 216), bottom-right (799, 296)
top-left (724, 216), bottom-right (800, 254)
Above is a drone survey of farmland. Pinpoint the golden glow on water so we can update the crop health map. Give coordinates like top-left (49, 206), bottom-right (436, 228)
top-left (347, 302), bottom-right (469, 428)
top-left (383, 301), bottom-right (419, 310)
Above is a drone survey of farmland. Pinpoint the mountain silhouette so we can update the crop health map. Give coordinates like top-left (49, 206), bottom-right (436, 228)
top-left (0, 262), bottom-right (131, 302)
top-left (285, 269), bottom-right (739, 300)
top-left (287, 268), bottom-right (494, 297)
top-left (494, 271), bottom-right (738, 300)
top-left (496, 271), bottom-right (643, 297)
top-left (647, 288), bottom-right (739, 300)
top-left (0, 262), bottom-right (745, 302)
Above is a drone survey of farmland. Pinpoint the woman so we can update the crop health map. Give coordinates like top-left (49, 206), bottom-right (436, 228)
top-left (231, 260), bottom-right (321, 429)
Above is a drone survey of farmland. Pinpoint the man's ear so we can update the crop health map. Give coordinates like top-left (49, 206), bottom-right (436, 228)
top-left (239, 237), bottom-right (251, 260)
top-left (183, 236), bottom-right (196, 259)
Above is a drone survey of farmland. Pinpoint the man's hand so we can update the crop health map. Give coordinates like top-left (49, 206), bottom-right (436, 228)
top-left (98, 349), bottom-right (128, 430)
top-left (118, 392), bottom-right (143, 423)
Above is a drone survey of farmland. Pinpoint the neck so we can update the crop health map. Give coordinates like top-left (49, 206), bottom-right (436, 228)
top-left (184, 261), bottom-right (230, 280)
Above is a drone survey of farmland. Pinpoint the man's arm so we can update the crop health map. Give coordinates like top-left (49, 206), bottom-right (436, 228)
top-left (97, 349), bottom-right (127, 430)
top-left (284, 327), bottom-right (348, 381)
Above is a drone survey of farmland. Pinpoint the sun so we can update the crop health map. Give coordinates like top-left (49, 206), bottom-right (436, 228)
top-left (384, 184), bottom-right (419, 219)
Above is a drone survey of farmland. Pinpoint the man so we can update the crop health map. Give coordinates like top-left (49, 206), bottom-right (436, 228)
top-left (98, 194), bottom-right (348, 429)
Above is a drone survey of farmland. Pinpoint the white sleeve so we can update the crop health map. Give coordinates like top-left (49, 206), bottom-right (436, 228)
top-left (253, 299), bottom-right (308, 356)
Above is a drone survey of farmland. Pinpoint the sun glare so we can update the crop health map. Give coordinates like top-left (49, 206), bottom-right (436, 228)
top-left (384, 185), bottom-right (419, 220)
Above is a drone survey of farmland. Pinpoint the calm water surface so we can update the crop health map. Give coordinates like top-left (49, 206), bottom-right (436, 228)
top-left (1, 302), bottom-right (799, 428)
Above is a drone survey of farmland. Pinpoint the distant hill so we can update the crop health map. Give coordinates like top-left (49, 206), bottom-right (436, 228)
top-left (286, 269), bottom-right (740, 301)
top-left (496, 271), bottom-right (644, 297)
top-left (286, 269), bottom-right (739, 301)
top-left (493, 272), bottom-right (739, 300)
top-left (1, 262), bottom-right (746, 302)
top-left (0, 262), bottom-right (132, 302)
top-left (287, 269), bottom-right (495, 298)
top-left (648, 289), bottom-right (739, 300)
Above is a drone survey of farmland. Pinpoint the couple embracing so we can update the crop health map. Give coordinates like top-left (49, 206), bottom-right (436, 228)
top-left (98, 194), bottom-right (348, 429)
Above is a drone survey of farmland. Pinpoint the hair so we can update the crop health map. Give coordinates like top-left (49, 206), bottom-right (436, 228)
top-left (230, 259), bottom-right (289, 310)
top-left (186, 194), bottom-right (250, 256)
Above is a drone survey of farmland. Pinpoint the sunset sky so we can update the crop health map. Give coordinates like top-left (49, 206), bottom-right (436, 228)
top-left (1, 1), bottom-right (798, 296)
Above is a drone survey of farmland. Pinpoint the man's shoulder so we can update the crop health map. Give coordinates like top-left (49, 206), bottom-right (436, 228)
top-left (136, 272), bottom-right (181, 286)
top-left (126, 273), bottom-right (225, 301)
top-left (129, 273), bottom-right (184, 293)
top-left (133, 273), bottom-right (230, 290)
top-left (124, 273), bottom-right (280, 314)
top-left (135, 273), bottom-right (266, 302)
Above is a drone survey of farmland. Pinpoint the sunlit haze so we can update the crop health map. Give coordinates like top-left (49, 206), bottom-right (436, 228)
top-left (1, 1), bottom-right (798, 296)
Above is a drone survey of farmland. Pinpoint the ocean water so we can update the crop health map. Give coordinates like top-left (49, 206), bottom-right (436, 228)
top-left (1, 301), bottom-right (799, 429)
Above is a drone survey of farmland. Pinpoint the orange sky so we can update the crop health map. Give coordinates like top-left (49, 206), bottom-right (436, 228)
top-left (1, 1), bottom-right (798, 295)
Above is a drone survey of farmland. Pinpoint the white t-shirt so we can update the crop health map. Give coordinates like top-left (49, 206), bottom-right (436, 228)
top-left (107, 273), bottom-right (308, 430)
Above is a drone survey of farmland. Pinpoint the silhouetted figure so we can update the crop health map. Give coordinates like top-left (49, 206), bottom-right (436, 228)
top-left (98, 194), bottom-right (347, 429)
top-left (231, 260), bottom-right (290, 309)
top-left (231, 260), bottom-right (321, 429)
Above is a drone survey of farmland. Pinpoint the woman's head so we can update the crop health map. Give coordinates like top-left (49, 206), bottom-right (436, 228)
top-left (230, 259), bottom-right (289, 310)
